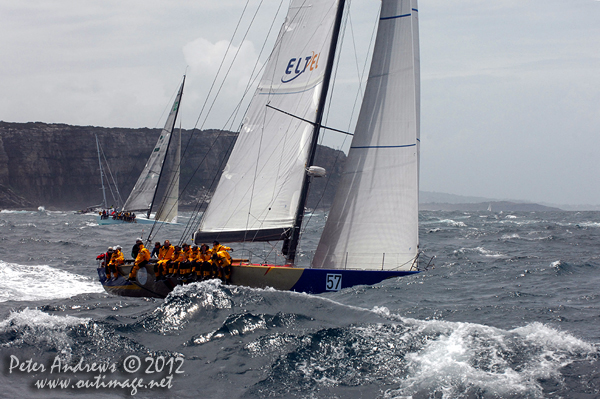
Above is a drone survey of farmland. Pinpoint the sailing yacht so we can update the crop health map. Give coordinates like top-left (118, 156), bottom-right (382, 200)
top-left (97, 77), bottom-right (184, 225)
top-left (99, 0), bottom-right (431, 297)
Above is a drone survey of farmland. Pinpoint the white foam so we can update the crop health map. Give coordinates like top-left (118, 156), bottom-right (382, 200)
top-left (577, 221), bottom-right (600, 228)
top-left (0, 261), bottom-right (104, 302)
top-left (0, 308), bottom-right (92, 361)
top-left (453, 246), bottom-right (505, 258)
top-left (440, 219), bottom-right (467, 227)
top-left (380, 317), bottom-right (596, 398)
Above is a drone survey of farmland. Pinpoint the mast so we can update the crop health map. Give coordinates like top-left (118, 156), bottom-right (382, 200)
top-left (95, 134), bottom-right (108, 209)
top-left (285, 0), bottom-right (347, 263)
top-left (146, 75), bottom-right (185, 219)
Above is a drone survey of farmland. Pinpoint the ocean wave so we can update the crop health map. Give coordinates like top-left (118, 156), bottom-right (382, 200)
top-left (135, 280), bottom-right (234, 334)
top-left (440, 219), bottom-right (467, 227)
top-left (243, 300), bottom-right (597, 398)
top-left (242, 306), bottom-right (597, 398)
top-left (0, 261), bottom-right (104, 302)
top-left (501, 233), bottom-right (552, 241)
top-left (576, 221), bottom-right (600, 228)
top-left (453, 247), bottom-right (506, 258)
top-left (0, 308), bottom-right (91, 361)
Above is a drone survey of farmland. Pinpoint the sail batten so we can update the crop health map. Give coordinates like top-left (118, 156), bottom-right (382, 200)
top-left (313, 0), bottom-right (420, 271)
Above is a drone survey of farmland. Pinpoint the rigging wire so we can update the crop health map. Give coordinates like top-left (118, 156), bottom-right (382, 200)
top-left (146, 1), bottom-right (256, 244)
top-left (99, 143), bottom-right (124, 208)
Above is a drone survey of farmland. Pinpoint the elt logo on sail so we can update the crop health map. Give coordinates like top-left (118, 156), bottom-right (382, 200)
top-left (282, 52), bottom-right (320, 83)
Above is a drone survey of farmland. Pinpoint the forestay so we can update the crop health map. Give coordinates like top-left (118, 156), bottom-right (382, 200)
top-left (313, 0), bottom-right (420, 271)
top-left (195, 0), bottom-right (342, 243)
top-left (123, 79), bottom-right (184, 215)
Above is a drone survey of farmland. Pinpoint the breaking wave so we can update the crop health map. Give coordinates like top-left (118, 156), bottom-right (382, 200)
top-left (0, 261), bottom-right (104, 302)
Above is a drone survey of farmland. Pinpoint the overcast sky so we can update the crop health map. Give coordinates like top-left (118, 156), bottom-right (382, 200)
top-left (1, 0), bottom-right (599, 206)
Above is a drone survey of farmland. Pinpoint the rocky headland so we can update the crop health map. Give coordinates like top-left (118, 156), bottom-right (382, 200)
top-left (0, 121), bottom-right (344, 211)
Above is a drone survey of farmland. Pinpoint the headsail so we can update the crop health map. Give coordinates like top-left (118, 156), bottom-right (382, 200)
top-left (195, 0), bottom-right (342, 243)
top-left (313, 0), bottom-right (420, 271)
top-left (122, 77), bottom-right (185, 217)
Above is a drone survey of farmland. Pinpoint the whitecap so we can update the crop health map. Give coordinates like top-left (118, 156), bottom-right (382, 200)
top-left (0, 261), bottom-right (104, 302)
top-left (453, 247), bottom-right (505, 258)
top-left (0, 308), bottom-right (91, 361)
top-left (440, 219), bottom-right (467, 227)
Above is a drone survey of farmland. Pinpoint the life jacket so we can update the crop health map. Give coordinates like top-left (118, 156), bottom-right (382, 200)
top-left (110, 250), bottom-right (124, 266)
top-left (189, 248), bottom-right (199, 262)
top-left (135, 246), bottom-right (151, 265)
top-left (197, 249), bottom-right (212, 262)
top-left (213, 244), bottom-right (231, 254)
top-left (213, 251), bottom-right (232, 267)
top-left (159, 245), bottom-right (174, 261)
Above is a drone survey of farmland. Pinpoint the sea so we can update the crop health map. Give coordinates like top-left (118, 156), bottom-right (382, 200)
top-left (0, 209), bottom-right (598, 399)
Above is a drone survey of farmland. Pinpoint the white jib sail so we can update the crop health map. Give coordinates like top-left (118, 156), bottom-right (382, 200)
top-left (196, 0), bottom-right (341, 243)
top-left (122, 79), bottom-right (184, 215)
top-left (313, 0), bottom-right (420, 271)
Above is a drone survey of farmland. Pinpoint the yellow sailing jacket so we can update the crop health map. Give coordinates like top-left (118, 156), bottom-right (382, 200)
top-left (109, 250), bottom-right (124, 266)
top-left (135, 246), bottom-right (151, 266)
top-left (158, 245), bottom-right (174, 261)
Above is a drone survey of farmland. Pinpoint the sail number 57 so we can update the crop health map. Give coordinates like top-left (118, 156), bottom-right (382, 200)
top-left (326, 274), bottom-right (342, 291)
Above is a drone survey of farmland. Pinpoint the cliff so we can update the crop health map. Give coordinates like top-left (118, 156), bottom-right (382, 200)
top-left (0, 121), bottom-right (345, 210)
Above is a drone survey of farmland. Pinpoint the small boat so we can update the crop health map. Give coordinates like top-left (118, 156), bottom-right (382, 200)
top-left (97, 77), bottom-right (184, 225)
top-left (98, 0), bottom-right (431, 297)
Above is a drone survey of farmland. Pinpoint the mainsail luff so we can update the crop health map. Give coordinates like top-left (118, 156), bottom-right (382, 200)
top-left (154, 125), bottom-right (180, 223)
top-left (312, 0), bottom-right (420, 271)
top-left (195, 0), bottom-right (343, 244)
top-left (122, 77), bottom-right (185, 217)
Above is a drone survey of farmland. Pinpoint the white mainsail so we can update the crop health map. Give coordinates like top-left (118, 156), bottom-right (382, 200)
top-left (122, 78), bottom-right (184, 216)
top-left (154, 127), bottom-right (180, 223)
top-left (313, 0), bottom-right (420, 271)
top-left (195, 0), bottom-right (342, 243)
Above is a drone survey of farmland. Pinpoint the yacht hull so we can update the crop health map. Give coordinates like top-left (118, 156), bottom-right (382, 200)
top-left (98, 262), bottom-right (419, 298)
top-left (96, 216), bottom-right (178, 225)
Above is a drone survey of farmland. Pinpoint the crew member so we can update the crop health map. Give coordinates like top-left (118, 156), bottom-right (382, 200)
top-left (151, 242), bottom-right (161, 258)
top-left (211, 249), bottom-right (232, 283)
top-left (177, 244), bottom-right (192, 279)
top-left (107, 245), bottom-right (124, 280)
top-left (195, 244), bottom-right (213, 280)
top-left (166, 246), bottom-right (182, 277)
top-left (185, 245), bottom-right (199, 280)
top-left (156, 240), bottom-right (174, 281)
top-left (102, 247), bottom-right (114, 281)
top-left (127, 242), bottom-right (151, 281)
top-left (131, 238), bottom-right (143, 258)
top-left (212, 240), bottom-right (232, 254)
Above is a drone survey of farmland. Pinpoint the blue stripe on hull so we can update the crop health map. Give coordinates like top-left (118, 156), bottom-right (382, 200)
top-left (96, 216), bottom-right (156, 225)
top-left (290, 269), bottom-right (419, 294)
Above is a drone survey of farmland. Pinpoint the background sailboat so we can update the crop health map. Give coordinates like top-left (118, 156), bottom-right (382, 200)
top-left (79, 134), bottom-right (124, 214)
top-left (97, 77), bottom-right (184, 225)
